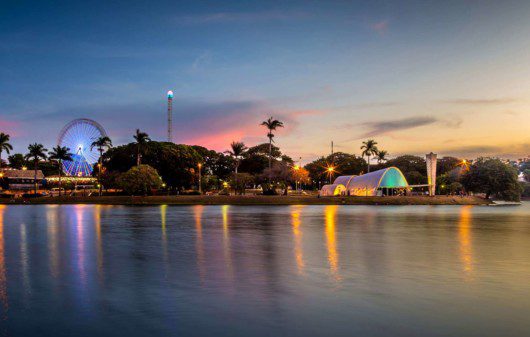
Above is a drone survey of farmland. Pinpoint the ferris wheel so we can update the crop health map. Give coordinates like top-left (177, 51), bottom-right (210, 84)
top-left (57, 118), bottom-right (108, 176)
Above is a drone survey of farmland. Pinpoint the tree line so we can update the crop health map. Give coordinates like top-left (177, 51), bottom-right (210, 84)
top-left (0, 121), bottom-right (525, 200)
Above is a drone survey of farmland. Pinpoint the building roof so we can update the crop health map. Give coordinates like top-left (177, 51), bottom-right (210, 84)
top-left (333, 175), bottom-right (356, 186)
top-left (328, 167), bottom-right (409, 196)
top-left (2, 169), bottom-right (45, 179)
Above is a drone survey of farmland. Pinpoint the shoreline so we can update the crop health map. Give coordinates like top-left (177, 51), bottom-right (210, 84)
top-left (0, 195), bottom-right (492, 206)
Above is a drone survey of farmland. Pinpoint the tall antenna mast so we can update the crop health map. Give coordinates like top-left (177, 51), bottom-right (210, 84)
top-left (167, 90), bottom-right (173, 142)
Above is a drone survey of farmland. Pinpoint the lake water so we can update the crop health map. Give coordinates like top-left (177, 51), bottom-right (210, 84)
top-left (0, 203), bottom-right (529, 336)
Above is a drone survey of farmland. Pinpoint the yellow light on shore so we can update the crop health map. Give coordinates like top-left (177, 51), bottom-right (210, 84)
top-left (22, 166), bottom-right (27, 171)
top-left (293, 165), bottom-right (300, 171)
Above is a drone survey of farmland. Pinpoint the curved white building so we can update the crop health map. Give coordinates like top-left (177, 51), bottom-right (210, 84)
top-left (320, 167), bottom-right (409, 197)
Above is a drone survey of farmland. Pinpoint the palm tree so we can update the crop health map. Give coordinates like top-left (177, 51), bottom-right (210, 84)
top-left (25, 143), bottom-right (48, 194)
top-left (133, 129), bottom-right (150, 166)
top-left (260, 117), bottom-right (284, 180)
top-left (49, 145), bottom-right (73, 196)
top-left (376, 150), bottom-right (388, 164)
top-left (225, 141), bottom-right (248, 174)
top-left (90, 136), bottom-right (112, 196)
top-left (360, 139), bottom-right (379, 173)
top-left (0, 133), bottom-right (13, 170)
top-left (225, 141), bottom-right (248, 194)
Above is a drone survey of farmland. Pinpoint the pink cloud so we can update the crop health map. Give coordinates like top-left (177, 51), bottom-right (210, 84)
top-left (0, 119), bottom-right (21, 136)
top-left (371, 20), bottom-right (388, 35)
top-left (178, 108), bottom-right (325, 151)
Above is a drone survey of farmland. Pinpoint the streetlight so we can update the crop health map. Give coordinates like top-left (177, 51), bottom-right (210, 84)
top-left (326, 165), bottom-right (335, 184)
top-left (293, 164), bottom-right (300, 193)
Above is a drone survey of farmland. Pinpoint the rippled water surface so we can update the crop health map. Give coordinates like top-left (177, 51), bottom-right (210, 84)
top-left (0, 203), bottom-right (529, 336)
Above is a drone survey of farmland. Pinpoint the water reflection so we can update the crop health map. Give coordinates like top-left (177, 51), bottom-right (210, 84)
top-left (324, 205), bottom-right (341, 282)
top-left (160, 204), bottom-right (168, 264)
top-left (0, 204), bottom-right (528, 336)
top-left (291, 205), bottom-right (305, 274)
top-left (222, 205), bottom-right (234, 282)
top-left (75, 205), bottom-right (87, 287)
top-left (0, 205), bottom-right (7, 324)
top-left (94, 205), bottom-right (103, 282)
top-left (194, 205), bottom-right (205, 281)
top-left (46, 206), bottom-right (60, 278)
top-left (20, 223), bottom-right (31, 300)
top-left (459, 205), bottom-right (474, 279)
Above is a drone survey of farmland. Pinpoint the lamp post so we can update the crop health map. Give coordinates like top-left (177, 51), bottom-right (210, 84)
top-left (198, 163), bottom-right (202, 194)
top-left (293, 164), bottom-right (300, 193)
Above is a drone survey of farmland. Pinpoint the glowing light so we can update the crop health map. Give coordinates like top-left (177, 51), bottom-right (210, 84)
top-left (22, 166), bottom-right (27, 171)
top-left (167, 90), bottom-right (174, 98)
top-left (293, 165), bottom-right (300, 170)
top-left (223, 181), bottom-right (229, 188)
top-left (327, 166), bottom-right (335, 173)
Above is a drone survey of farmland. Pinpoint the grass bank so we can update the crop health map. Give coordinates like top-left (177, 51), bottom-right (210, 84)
top-left (0, 195), bottom-right (492, 206)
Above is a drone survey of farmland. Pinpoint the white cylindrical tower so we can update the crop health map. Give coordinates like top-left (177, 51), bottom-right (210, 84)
top-left (426, 152), bottom-right (437, 196)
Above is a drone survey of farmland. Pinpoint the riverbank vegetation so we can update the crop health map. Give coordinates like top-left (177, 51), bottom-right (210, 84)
top-left (0, 117), bottom-right (527, 201)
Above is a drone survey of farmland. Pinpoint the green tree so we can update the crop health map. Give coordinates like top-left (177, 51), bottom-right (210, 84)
top-left (104, 142), bottom-right (202, 189)
top-left (192, 145), bottom-right (234, 183)
top-left (437, 156), bottom-right (461, 176)
top-left (25, 143), bottom-right (48, 194)
top-left (8, 153), bottom-right (26, 169)
top-left (376, 150), bottom-right (388, 164)
top-left (225, 141), bottom-right (248, 193)
top-left (239, 143), bottom-right (281, 176)
top-left (119, 165), bottom-right (162, 195)
top-left (133, 129), bottom-right (150, 166)
top-left (260, 117), bottom-right (284, 180)
top-left (91, 136), bottom-right (113, 196)
top-left (49, 145), bottom-right (74, 196)
top-left (229, 172), bottom-right (254, 195)
top-left (360, 139), bottom-right (379, 173)
top-left (225, 141), bottom-right (248, 175)
top-left (461, 157), bottom-right (522, 201)
top-left (0, 133), bottom-right (13, 169)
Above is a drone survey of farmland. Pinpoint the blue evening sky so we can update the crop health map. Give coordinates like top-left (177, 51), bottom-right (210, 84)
top-left (1, 0), bottom-right (529, 159)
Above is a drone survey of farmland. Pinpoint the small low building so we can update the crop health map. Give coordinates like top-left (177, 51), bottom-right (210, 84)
top-left (320, 167), bottom-right (409, 197)
top-left (319, 183), bottom-right (347, 196)
top-left (0, 169), bottom-right (45, 191)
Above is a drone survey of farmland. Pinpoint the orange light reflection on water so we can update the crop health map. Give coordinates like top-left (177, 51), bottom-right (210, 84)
top-left (325, 205), bottom-right (341, 282)
top-left (291, 206), bottom-right (305, 274)
top-left (459, 205), bottom-right (474, 280)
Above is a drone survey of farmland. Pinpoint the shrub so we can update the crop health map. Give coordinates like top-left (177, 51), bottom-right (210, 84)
top-left (119, 165), bottom-right (162, 195)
